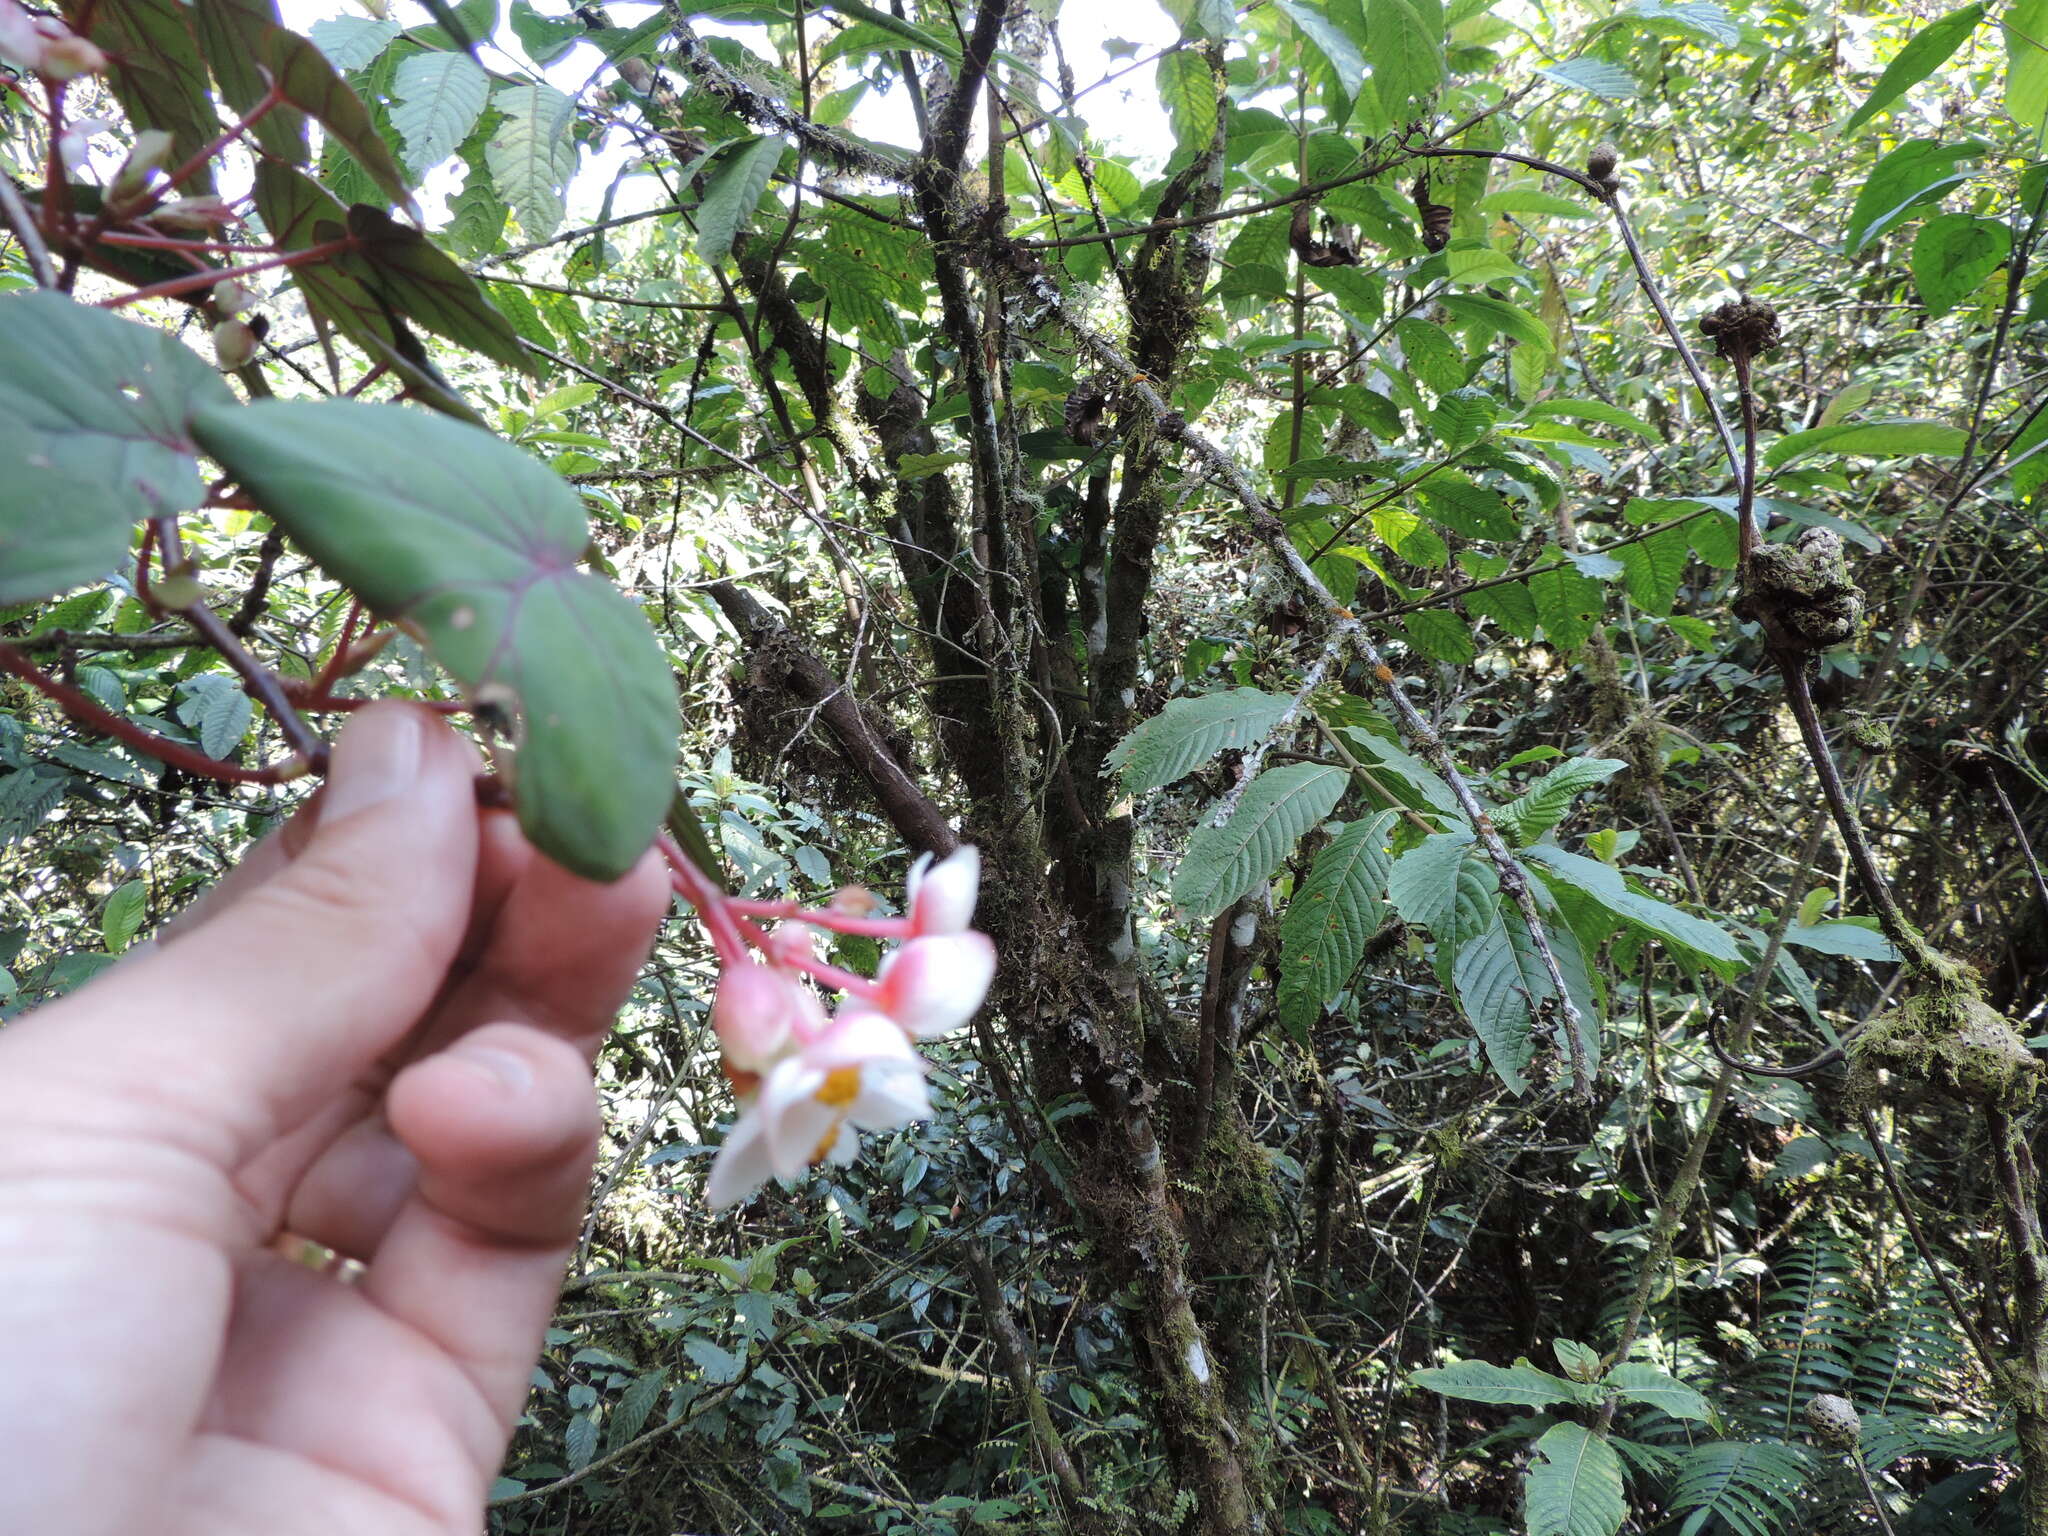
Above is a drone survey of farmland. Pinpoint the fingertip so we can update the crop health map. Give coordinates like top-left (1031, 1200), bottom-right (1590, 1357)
top-left (386, 1024), bottom-right (599, 1248)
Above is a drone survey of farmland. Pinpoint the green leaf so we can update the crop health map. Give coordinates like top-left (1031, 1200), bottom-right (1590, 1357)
top-left (1108, 688), bottom-right (1299, 793)
top-left (0, 291), bottom-right (234, 604)
top-left (193, 0), bottom-right (310, 166)
top-left (266, 26), bottom-right (410, 203)
top-left (1440, 293), bottom-right (1551, 348)
top-left (1525, 398), bottom-right (1657, 439)
top-left (1367, 0), bottom-right (1445, 117)
top-left (1529, 563), bottom-right (1604, 649)
top-left (1278, 812), bottom-right (1396, 1028)
top-left (487, 81), bottom-right (579, 240)
top-left (1277, 0), bottom-right (1365, 99)
top-left (695, 135), bottom-right (788, 262)
top-left (1434, 386), bottom-right (1498, 450)
top-left (1619, 0), bottom-right (1739, 45)
top-left (1495, 757), bottom-right (1624, 845)
top-left (564, 1410), bottom-right (599, 1470)
top-left (2009, 0), bottom-right (2048, 130)
top-left (1526, 1422), bottom-right (1627, 1536)
top-left (508, 0), bottom-right (586, 64)
top-left (1334, 723), bottom-right (1468, 819)
top-left (1606, 1362), bottom-right (1712, 1422)
top-left (308, 14), bottom-right (400, 70)
top-left (1395, 319), bottom-right (1469, 395)
top-left (1539, 58), bottom-right (1639, 98)
top-left (1616, 524), bottom-right (1692, 616)
top-left (1452, 899), bottom-right (1547, 1090)
top-left (1403, 609), bottom-right (1475, 664)
top-left (178, 673), bottom-right (254, 758)
top-left (101, 879), bottom-right (148, 954)
top-left (821, 0), bottom-right (962, 60)
top-left (1763, 418), bottom-right (1969, 467)
top-left (1783, 918), bottom-right (1900, 961)
top-left (1912, 213), bottom-right (2012, 316)
top-left (1412, 1358), bottom-right (1587, 1408)
top-left (1158, 0), bottom-right (1237, 41)
top-left (190, 400), bottom-right (678, 881)
top-left (1523, 844), bottom-right (1743, 965)
top-left (1155, 47), bottom-right (1219, 152)
top-left (1417, 478), bottom-right (1517, 540)
top-left (1554, 1339), bottom-right (1602, 1379)
top-left (62, 0), bottom-right (221, 193)
top-left (1843, 2), bottom-right (1984, 133)
top-left (1386, 830), bottom-right (1480, 935)
top-left (392, 50), bottom-right (491, 175)
top-left (1445, 247), bottom-right (1533, 288)
top-left (1171, 763), bottom-right (1350, 918)
top-left (341, 204), bottom-right (533, 373)
top-left (607, 1369), bottom-right (669, 1450)
top-left (1844, 139), bottom-right (1983, 253)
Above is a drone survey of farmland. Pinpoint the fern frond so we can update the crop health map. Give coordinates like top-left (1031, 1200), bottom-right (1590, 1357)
top-left (1668, 1440), bottom-right (1813, 1536)
top-left (1741, 1229), bottom-right (1864, 1435)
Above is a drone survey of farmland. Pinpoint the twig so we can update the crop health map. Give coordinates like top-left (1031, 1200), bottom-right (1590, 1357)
top-left (0, 173), bottom-right (58, 287)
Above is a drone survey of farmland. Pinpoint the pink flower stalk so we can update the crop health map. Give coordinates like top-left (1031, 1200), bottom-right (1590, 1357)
top-left (669, 837), bottom-right (996, 1208)
top-left (906, 846), bottom-right (980, 934)
top-left (705, 1009), bottom-right (931, 1209)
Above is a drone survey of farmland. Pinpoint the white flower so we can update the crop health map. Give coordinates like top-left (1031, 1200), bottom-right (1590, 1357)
top-left (706, 1009), bottom-right (931, 1209)
top-left (906, 845), bottom-right (981, 935)
top-left (873, 931), bottom-right (997, 1038)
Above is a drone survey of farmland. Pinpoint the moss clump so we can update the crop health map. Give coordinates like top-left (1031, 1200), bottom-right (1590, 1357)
top-left (1848, 968), bottom-right (2040, 1112)
top-left (1736, 527), bottom-right (1863, 653)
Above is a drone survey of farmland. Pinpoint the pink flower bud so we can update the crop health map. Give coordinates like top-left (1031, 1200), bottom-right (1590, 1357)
top-left (760, 921), bottom-right (817, 970)
top-left (874, 931), bottom-right (996, 1038)
top-left (711, 960), bottom-right (824, 1073)
top-left (212, 319), bottom-right (257, 370)
top-left (36, 29), bottom-right (107, 78)
top-left (906, 845), bottom-right (980, 935)
top-left (147, 196), bottom-right (237, 231)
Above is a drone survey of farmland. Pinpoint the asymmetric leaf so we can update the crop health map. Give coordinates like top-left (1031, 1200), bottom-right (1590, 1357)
top-left (0, 292), bottom-right (234, 604)
top-left (190, 400), bottom-right (678, 881)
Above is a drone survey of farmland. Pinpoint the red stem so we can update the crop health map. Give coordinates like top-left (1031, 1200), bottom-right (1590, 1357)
top-left (312, 601), bottom-right (365, 694)
top-left (662, 833), bottom-right (751, 964)
top-left (0, 641), bottom-right (313, 786)
top-left (100, 238), bottom-right (352, 310)
top-left (98, 232), bottom-right (279, 253)
top-left (721, 897), bottom-right (912, 939)
top-left (732, 915), bottom-right (882, 1000)
top-left (147, 81), bottom-right (286, 206)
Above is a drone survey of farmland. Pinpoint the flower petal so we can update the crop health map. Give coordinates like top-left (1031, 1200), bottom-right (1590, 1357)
top-left (875, 931), bottom-right (997, 1037)
top-left (705, 1107), bottom-right (775, 1209)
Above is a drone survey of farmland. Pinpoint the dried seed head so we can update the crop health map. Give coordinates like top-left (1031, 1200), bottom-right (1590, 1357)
top-left (1063, 378), bottom-right (1110, 447)
top-left (1806, 1394), bottom-right (1862, 1450)
top-left (1411, 171), bottom-right (1453, 253)
top-left (1698, 295), bottom-right (1781, 362)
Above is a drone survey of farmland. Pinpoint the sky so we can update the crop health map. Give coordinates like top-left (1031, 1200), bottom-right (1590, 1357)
top-left (274, 0), bottom-right (1183, 229)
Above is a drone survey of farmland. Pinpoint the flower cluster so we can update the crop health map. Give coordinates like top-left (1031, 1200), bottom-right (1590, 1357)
top-left (0, 0), bottom-right (105, 79)
top-left (662, 844), bottom-right (995, 1209)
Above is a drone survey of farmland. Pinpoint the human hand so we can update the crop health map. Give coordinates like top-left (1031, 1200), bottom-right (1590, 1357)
top-left (0, 703), bottom-right (671, 1536)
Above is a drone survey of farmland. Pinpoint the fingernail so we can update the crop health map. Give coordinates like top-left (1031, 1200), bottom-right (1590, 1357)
top-left (320, 706), bottom-right (424, 823)
top-left (451, 1042), bottom-right (533, 1096)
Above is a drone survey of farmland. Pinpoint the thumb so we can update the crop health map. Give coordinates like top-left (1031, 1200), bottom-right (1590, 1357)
top-left (21, 704), bottom-right (484, 1165)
